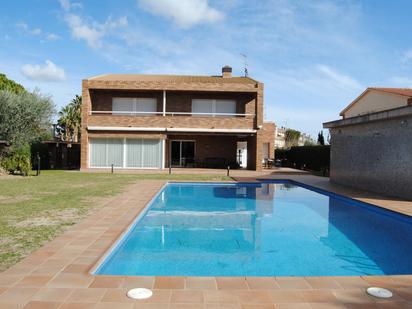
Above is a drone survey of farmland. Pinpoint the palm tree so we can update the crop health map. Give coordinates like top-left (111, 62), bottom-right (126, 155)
top-left (58, 95), bottom-right (81, 143)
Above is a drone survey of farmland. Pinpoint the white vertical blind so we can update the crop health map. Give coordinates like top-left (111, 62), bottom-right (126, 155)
top-left (126, 139), bottom-right (143, 168)
top-left (112, 98), bottom-right (134, 115)
top-left (142, 139), bottom-right (161, 168)
top-left (192, 99), bottom-right (213, 115)
top-left (191, 99), bottom-right (236, 116)
top-left (90, 138), bottom-right (106, 167)
top-left (90, 138), bottom-right (123, 167)
top-left (90, 138), bottom-right (162, 168)
top-left (215, 100), bottom-right (236, 116)
top-left (112, 98), bottom-right (157, 115)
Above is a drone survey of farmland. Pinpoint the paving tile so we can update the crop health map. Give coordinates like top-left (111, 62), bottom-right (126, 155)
top-left (308, 303), bottom-right (347, 309)
top-left (96, 303), bottom-right (134, 309)
top-left (169, 304), bottom-right (204, 309)
top-left (154, 277), bottom-right (185, 289)
top-left (240, 305), bottom-right (275, 309)
top-left (121, 276), bottom-right (155, 289)
top-left (332, 277), bottom-right (369, 289)
top-left (245, 277), bottom-right (278, 289)
top-left (171, 290), bottom-right (204, 303)
top-left (205, 304), bottom-right (241, 309)
top-left (274, 304), bottom-right (311, 309)
top-left (0, 301), bottom-right (24, 309)
top-left (186, 277), bottom-right (216, 290)
top-left (232, 291), bottom-right (273, 304)
top-left (275, 277), bottom-right (311, 290)
top-left (269, 290), bottom-right (305, 303)
top-left (304, 277), bottom-right (341, 290)
top-left (204, 290), bottom-right (239, 303)
top-left (332, 289), bottom-right (376, 304)
top-left (59, 303), bottom-right (96, 309)
top-left (22, 300), bottom-right (61, 309)
top-left (15, 276), bottom-right (53, 287)
top-left (101, 289), bottom-right (135, 303)
top-left (62, 264), bottom-right (91, 274)
top-left (89, 276), bottom-right (124, 288)
top-left (377, 301), bottom-right (412, 309)
top-left (0, 287), bottom-right (39, 304)
top-left (66, 288), bottom-right (106, 303)
top-left (215, 277), bottom-right (248, 290)
top-left (301, 290), bottom-right (338, 303)
top-left (0, 275), bottom-right (25, 287)
top-left (132, 304), bottom-right (168, 309)
top-left (32, 288), bottom-right (73, 302)
top-left (47, 274), bottom-right (93, 288)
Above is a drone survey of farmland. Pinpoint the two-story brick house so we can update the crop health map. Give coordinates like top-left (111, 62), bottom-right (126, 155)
top-left (81, 66), bottom-right (274, 171)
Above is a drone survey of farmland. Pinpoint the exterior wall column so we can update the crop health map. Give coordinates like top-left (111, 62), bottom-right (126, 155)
top-left (80, 80), bottom-right (91, 170)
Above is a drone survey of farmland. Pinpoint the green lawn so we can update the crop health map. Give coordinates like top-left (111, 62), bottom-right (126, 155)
top-left (0, 170), bottom-right (230, 271)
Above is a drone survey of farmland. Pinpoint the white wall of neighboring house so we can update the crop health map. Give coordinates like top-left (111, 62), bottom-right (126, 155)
top-left (343, 91), bottom-right (408, 118)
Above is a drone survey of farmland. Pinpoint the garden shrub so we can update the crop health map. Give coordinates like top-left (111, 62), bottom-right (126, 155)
top-left (276, 145), bottom-right (330, 174)
top-left (0, 145), bottom-right (32, 176)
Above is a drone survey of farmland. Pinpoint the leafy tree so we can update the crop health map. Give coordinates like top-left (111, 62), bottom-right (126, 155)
top-left (0, 73), bottom-right (26, 94)
top-left (285, 129), bottom-right (301, 148)
top-left (317, 131), bottom-right (325, 145)
top-left (0, 89), bottom-right (55, 174)
top-left (57, 95), bottom-right (82, 143)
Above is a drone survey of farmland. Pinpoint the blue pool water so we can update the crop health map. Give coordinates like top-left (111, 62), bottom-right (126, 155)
top-left (94, 182), bottom-right (412, 276)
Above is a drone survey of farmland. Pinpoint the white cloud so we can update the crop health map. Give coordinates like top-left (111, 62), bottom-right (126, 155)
top-left (59, 0), bottom-right (82, 11)
top-left (138, 0), bottom-right (224, 28)
top-left (16, 22), bottom-right (42, 36)
top-left (21, 60), bottom-right (66, 82)
top-left (46, 33), bottom-right (61, 41)
top-left (64, 14), bottom-right (128, 48)
top-left (316, 65), bottom-right (363, 92)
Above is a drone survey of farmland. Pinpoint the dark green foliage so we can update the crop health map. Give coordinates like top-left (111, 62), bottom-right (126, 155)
top-left (317, 131), bottom-right (325, 145)
top-left (276, 145), bottom-right (330, 175)
top-left (57, 95), bottom-right (81, 142)
top-left (0, 144), bottom-right (31, 175)
top-left (0, 90), bottom-right (55, 151)
top-left (0, 73), bottom-right (26, 94)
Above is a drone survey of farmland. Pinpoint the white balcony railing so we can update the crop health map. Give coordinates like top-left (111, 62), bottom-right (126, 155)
top-left (90, 111), bottom-right (255, 117)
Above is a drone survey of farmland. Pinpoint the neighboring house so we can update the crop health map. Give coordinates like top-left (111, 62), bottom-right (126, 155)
top-left (274, 127), bottom-right (314, 149)
top-left (81, 66), bottom-right (274, 171)
top-left (298, 133), bottom-right (316, 146)
top-left (324, 87), bottom-right (412, 200)
top-left (274, 127), bottom-right (286, 149)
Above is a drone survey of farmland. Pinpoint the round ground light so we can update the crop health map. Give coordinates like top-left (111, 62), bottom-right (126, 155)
top-left (127, 288), bottom-right (153, 300)
top-left (366, 287), bottom-right (393, 299)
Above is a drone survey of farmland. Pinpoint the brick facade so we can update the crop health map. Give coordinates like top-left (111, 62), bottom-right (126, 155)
top-left (81, 72), bottom-right (274, 171)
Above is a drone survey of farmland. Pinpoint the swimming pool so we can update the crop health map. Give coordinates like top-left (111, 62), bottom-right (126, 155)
top-left (93, 181), bottom-right (412, 276)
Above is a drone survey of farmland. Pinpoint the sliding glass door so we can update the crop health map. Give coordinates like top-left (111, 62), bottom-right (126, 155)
top-left (171, 140), bottom-right (195, 167)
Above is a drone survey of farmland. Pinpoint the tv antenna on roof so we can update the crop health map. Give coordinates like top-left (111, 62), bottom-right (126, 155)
top-left (240, 53), bottom-right (248, 77)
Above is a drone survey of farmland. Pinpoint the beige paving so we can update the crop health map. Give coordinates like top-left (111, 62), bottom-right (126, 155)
top-left (0, 174), bottom-right (411, 308)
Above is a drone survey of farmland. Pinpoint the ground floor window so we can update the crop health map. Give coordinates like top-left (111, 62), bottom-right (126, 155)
top-left (89, 138), bottom-right (163, 168)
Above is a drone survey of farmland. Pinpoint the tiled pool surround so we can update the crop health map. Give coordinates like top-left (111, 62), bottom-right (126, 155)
top-left (0, 174), bottom-right (412, 308)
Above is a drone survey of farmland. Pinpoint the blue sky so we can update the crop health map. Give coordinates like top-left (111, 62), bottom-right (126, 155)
top-left (1, 0), bottom-right (411, 137)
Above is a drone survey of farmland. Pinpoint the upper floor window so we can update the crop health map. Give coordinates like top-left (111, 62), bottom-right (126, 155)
top-left (191, 99), bottom-right (236, 117)
top-left (112, 98), bottom-right (157, 115)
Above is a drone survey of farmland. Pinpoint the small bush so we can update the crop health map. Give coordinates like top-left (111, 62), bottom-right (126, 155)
top-left (0, 145), bottom-right (32, 176)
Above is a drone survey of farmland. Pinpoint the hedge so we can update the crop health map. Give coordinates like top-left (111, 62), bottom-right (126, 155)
top-left (275, 145), bottom-right (330, 172)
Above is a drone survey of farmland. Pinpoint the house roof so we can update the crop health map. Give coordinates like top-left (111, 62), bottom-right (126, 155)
top-left (340, 87), bottom-right (412, 116)
top-left (87, 74), bottom-right (258, 84)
